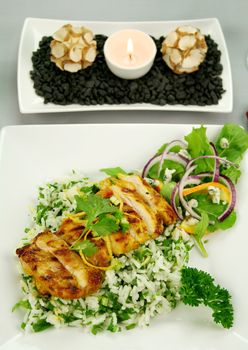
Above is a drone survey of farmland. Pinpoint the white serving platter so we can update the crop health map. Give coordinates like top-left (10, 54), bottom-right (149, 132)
top-left (18, 18), bottom-right (233, 114)
top-left (0, 123), bottom-right (247, 350)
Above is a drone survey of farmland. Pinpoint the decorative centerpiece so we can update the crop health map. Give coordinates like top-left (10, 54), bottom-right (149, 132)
top-left (161, 26), bottom-right (208, 74)
top-left (50, 24), bottom-right (97, 72)
top-left (30, 23), bottom-right (224, 107)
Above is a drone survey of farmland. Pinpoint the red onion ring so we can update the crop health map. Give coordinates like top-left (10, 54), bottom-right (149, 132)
top-left (142, 152), bottom-right (188, 178)
top-left (184, 172), bottom-right (236, 222)
top-left (187, 155), bottom-right (238, 170)
top-left (142, 154), bottom-right (159, 178)
top-left (158, 140), bottom-right (188, 176)
top-left (210, 142), bottom-right (220, 182)
top-left (178, 165), bottom-right (201, 220)
top-left (217, 175), bottom-right (236, 221)
top-left (170, 184), bottom-right (183, 220)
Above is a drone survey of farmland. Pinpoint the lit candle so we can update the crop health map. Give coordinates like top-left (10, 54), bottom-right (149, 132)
top-left (127, 38), bottom-right (134, 61)
top-left (104, 29), bottom-right (157, 80)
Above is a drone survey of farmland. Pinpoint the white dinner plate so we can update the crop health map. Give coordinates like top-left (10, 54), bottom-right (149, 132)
top-left (18, 18), bottom-right (233, 114)
top-left (0, 123), bottom-right (247, 350)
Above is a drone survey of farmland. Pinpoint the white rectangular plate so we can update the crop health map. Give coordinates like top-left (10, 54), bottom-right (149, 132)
top-left (0, 123), bottom-right (247, 350)
top-left (18, 18), bottom-right (233, 114)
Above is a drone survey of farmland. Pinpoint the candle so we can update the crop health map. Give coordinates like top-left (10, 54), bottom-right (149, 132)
top-left (104, 29), bottom-right (157, 80)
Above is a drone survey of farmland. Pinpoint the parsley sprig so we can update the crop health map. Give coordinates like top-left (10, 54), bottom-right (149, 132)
top-left (180, 267), bottom-right (234, 328)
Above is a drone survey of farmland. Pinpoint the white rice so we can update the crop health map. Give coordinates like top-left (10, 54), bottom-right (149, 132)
top-left (16, 173), bottom-right (192, 334)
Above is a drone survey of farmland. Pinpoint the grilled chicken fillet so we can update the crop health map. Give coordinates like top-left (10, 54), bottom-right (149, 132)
top-left (16, 231), bottom-right (103, 299)
top-left (16, 174), bottom-right (176, 299)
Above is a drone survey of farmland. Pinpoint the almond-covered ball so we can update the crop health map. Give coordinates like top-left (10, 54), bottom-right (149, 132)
top-left (50, 24), bottom-right (97, 73)
top-left (161, 26), bottom-right (208, 74)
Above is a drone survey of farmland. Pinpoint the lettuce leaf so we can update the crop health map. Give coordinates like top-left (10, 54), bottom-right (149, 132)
top-left (148, 160), bottom-right (185, 181)
top-left (184, 126), bottom-right (214, 173)
top-left (215, 124), bottom-right (248, 163)
top-left (189, 193), bottom-right (236, 232)
top-left (215, 124), bottom-right (248, 183)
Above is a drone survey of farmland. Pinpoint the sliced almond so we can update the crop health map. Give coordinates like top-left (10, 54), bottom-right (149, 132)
top-left (181, 49), bottom-right (203, 69)
top-left (170, 48), bottom-right (182, 65)
top-left (69, 45), bottom-right (83, 62)
top-left (64, 62), bottom-right (82, 73)
top-left (177, 66), bottom-right (197, 74)
top-left (84, 47), bottom-right (97, 62)
top-left (50, 41), bottom-right (66, 59)
top-left (177, 26), bottom-right (198, 34)
top-left (84, 31), bottom-right (93, 44)
top-left (178, 35), bottom-right (196, 51)
top-left (53, 26), bottom-right (70, 42)
top-left (164, 31), bottom-right (178, 48)
top-left (70, 26), bottom-right (83, 37)
top-left (51, 56), bottom-right (64, 70)
top-left (163, 54), bottom-right (174, 70)
top-left (82, 61), bottom-right (92, 69)
top-left (78, 37), bottom-right (87, 48)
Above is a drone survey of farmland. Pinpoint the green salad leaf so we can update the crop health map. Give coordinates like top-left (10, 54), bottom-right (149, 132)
top-left (184, 126), bottom-right (214, 173)
top-left (215, 124), bottom-right (248, 162)
top-left (160, 181), bottom-right (177, 202)
top-left (215, 124), bottom-right (248, 183)
top-left (193, 212), bottom-right (209, 257)
top-left (148, 160), bottom-right (185, 181)
top-left (190, 193), bottom-right (236, 232)
top-left (180, 267), bottom-right (234, 329)
top-left (101, 167), bottom-right (127, 177)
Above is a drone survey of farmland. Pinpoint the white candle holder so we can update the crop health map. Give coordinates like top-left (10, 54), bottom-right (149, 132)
top-left (103, 29), bottom-right (157, 80)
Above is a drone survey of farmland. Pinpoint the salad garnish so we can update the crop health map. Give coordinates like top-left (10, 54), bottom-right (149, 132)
top-left (143, 124), bottom-right (248, 257)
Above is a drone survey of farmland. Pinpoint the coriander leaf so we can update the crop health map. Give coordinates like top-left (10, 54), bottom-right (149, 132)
top-left (80, 184), bottom-right (99, 194)
top-left (180, 267), bottom-right (234, 328)
top-left (71, 239), bottom-right (98, 257)
top-left (100, 167), bottom-right (127, 177)
top-left (12, 299), bottom-right (31, 312)
top-left (215, 124), bottom-right (248, 163)
top-left (75, 194), bottom-right (117, 223)
top-left (32, 319), bottom-right (53, 332)
top-left (120, 221), bottom-right (130, 233)
top-left (90, 216), bottom-right (119, 236)
top-left (185, 126), bottom-right (214, 173)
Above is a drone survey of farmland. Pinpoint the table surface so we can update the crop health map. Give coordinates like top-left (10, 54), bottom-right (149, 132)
top-left (0, 0), bottom-right (248, 129)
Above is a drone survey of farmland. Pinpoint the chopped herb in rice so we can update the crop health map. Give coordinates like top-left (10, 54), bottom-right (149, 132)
top-left (15, 173), bottom-right (192, 334)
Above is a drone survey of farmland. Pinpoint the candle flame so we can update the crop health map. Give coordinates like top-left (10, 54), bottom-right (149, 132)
top-left (127, 38), bottom-right (134, 60)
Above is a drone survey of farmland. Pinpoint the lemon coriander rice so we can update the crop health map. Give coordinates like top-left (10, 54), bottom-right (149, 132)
top-left (15, 173), bottom-right (192, 334)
